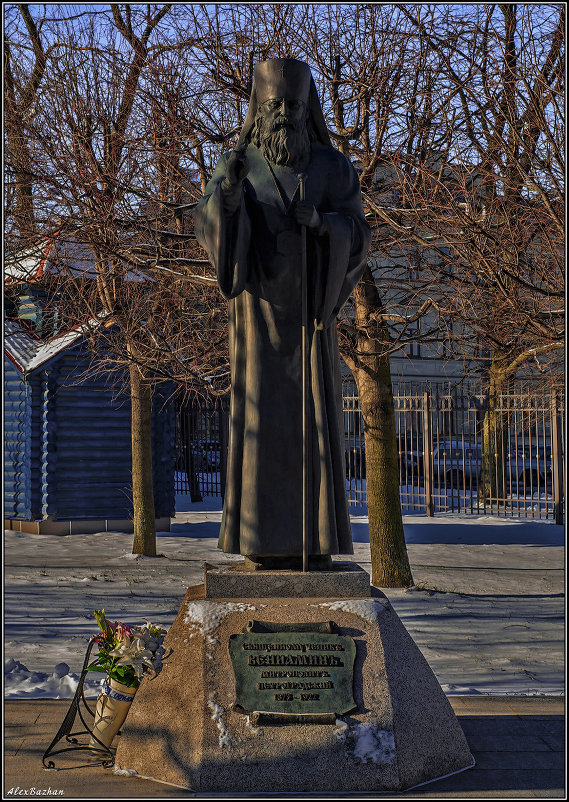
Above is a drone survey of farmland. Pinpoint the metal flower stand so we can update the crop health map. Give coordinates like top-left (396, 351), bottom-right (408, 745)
top-left (42, 637), bottom-right (115, 770)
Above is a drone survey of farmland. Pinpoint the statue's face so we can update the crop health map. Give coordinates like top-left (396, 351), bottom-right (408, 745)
top-left (259, 97), bottom-right (307, 129)
top-left (252, 96), bottom-right (311, 168)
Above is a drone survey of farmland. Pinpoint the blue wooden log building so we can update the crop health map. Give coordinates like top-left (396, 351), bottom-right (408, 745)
top-left (4, 242), bottom-right (175, 535)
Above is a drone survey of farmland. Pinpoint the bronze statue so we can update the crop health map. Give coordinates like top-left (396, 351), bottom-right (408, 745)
top-left (194, 58), bottom-right (371, 569)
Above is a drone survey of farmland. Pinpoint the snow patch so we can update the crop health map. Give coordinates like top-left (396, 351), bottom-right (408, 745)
top-left (184, 601), bottom-right (256, 642)
top-left (4, 657), bottom-right (103, 699)
top-left (245, 715), bottom-right (263, 736)
top-left (121, 552), bottom-right (166, 561)
top-left (206, 636), bottom-right (221, 657)
top-left (442, 684), bottom-right (483, 695)
top-left (346, 723), bottom-right (396, 764)
top-left (114, 764), bottom-right (192, 790)
top-left (333, 718), bottom-right (348, 740)
top-left (208, 698), bottom-right (232, 748)
top-left (318, 598), bottom-right (391, 622)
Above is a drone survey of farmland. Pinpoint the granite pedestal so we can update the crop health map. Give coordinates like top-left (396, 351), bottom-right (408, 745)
top-left (115, 562), bottom-right (474, 792)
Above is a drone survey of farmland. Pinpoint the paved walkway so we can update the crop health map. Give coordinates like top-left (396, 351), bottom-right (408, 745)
top-left (4, 697), bottom-right (564, 799)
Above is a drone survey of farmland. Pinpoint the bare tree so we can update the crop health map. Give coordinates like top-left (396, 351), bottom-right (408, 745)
top-left (4, 4), bottom-right (196, 555)
top-left (4, 5), bottom-right (237, 555)
top-left (299, 4), bottom-right (425, 586)
top-left (376, 4), bottom-right (565, 499)
top-left (7, 4), bottom-right (561, 574)
top-left (4, 3), bottom-right (50, 240)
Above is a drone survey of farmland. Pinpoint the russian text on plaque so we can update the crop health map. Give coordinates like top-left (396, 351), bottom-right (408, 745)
top-left (229, 623), bottom-right (357, 718)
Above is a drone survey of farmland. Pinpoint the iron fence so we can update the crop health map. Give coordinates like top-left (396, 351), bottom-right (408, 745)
top-left (176, 383), bottom-right (564, 522)
top-left (175, 397), bottom-right (228, 500)
top-left (346, 382), bottom-right (564, 521)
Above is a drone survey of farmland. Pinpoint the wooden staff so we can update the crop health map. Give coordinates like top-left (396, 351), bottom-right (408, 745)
top-left (298, 173), bottom-right (310, 573)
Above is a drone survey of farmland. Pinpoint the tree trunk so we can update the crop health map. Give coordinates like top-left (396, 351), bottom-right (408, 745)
top-left (4, 27), bottom-right (41, 241)
top-left (130, 362), bottom-right (156, 555)
top-left (188, 446), bottom-right (203, 503)
top-left (480, 357), bottom-right (508, 505)
top-left (350, 265), bottom-right (413, 588)
top-left (4, 109), bottom-right (36, 239)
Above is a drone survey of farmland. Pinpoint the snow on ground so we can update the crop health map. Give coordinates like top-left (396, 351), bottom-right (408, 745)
top-left (4, 494), bottom-right (564, 698)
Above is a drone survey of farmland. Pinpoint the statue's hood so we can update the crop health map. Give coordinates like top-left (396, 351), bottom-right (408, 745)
top-left (237, 58), bottom-right (332, 149)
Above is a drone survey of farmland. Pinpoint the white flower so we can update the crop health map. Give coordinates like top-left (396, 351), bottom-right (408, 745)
top-left (107, 627), bottom-right (165, 679)
top-left (109, 643), bottom-right (155, 678)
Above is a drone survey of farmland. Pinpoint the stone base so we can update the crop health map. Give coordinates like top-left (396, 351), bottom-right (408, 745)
top-left (115, 572), bottom-right (474, 792)
top-left (204, 560), bottom-right (370, 598)
top-left (4, 517), bottom-right (171, 535)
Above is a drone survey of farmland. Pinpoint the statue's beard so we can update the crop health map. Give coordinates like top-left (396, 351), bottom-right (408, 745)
top-left (251, 115), bottom-right (311, 168)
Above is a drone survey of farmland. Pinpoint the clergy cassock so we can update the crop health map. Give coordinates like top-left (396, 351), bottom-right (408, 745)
top-left (193, 69), bottom-right (370, 560)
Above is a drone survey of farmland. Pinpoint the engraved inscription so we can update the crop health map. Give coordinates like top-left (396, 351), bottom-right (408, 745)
top-left (249, 653), bottom-right (343, 666)
top-left (229, 629), bottom-right (357, 716)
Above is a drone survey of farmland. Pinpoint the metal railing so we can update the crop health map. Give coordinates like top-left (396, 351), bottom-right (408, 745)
top-left (175, 397), bottom-right (228, 500)
top-left (176, 383), bottom-right (564, 522)
top-left (345, 382), bottom-right (564, 521)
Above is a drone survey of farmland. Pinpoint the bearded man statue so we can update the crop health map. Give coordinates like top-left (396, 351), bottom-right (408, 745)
top-left (194, 58), bottom-right (371, 569)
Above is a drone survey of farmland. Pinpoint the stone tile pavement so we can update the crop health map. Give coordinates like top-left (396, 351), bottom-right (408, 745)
top-left (4, 696), bottom-right (564, 799)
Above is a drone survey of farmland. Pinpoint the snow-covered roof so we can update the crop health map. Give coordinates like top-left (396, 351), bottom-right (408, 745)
top-left (5, 234), bottom-right (152, 283)
top-left (4, 235), bottom-right (96, 282)
top-left (4, 240), bottom-right (52, 281)
top-left (4, 315), bottom-right (108, 376)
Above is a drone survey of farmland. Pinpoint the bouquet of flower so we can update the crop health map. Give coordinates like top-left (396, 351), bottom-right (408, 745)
top-left (86, 609), bottom-right (166, 689)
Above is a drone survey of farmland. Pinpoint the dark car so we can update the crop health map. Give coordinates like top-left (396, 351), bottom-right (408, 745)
top-left (188, 440), bottom-right (222, 472)
top-left (345, 438), bottom-right (422, 480)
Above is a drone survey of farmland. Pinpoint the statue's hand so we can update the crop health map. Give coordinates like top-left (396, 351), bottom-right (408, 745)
top-left (293, 201), bottom-right (322, 230)
top-left (223, 147), bottom-right (249, 189)
top-left (221, 146), bottom-right (249, 214)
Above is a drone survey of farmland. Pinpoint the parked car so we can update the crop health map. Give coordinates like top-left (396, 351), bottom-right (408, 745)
top-left (432, 441), bottom-right (551, 489)
top-left (432, 442), bottom-right (482, 487)
top-left (346, 437), bottom-right (551, 489)
top-left (345, 438), bottom-right (421, 480)
top-left (190, 440), bottom-right (222, 472)
top-left (345, 446), bottom-right (366, 478)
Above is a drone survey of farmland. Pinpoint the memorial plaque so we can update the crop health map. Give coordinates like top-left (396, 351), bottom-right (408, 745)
top-left (229, 622), bottom-right (357, 718)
